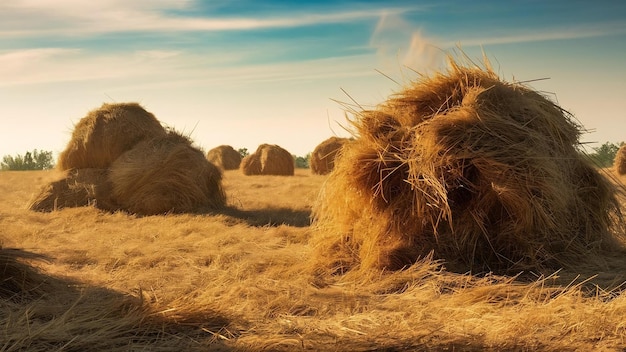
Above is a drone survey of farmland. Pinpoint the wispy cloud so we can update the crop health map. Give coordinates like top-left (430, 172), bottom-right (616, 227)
top-left (0, 46), bottom-right (379, 89)
top-left (445, 20), bottom-right (626, 47)
top-left (0, 0), bottom-right (411, 38)
top-left (0, 48), bottom-right (186, 86)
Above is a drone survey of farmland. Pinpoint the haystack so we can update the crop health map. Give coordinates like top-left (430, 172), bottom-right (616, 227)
top-left (207, 145), bottom-right (242, 170)
top-left (615, 144), bottom-right (626, 175)
top-left (240, 144), bottom-right (294, 176)
top-left (310, 137), bottom-right (350, 175)
top-left (109, 131), bottom-right (226, 215)
top-left (27, 169), bottom-right (118, 212)
top-left (57, 102), bottom-right (167, 170)
top-left (310, 57), bottom-right (624, 275)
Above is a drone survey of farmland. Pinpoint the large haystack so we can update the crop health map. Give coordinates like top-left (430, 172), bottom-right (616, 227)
top-left (57, 103), bottom-right (167, 170)
top-left (207, 145), bottom-right (242, 170)
top-left (310, 137), bottom-right (350, 175)
top-left (311, 58), bottom-right (624, 275)
top-left (240, 144), bottom-right (294, 176)
top-left (109, 131), bottom-right (226, 215)
top-left (615, 145), bottom-right (626, 175)
top-left (27, 169), bottom-right (118, 212)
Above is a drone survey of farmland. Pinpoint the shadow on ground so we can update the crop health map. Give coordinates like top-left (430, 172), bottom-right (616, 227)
top-left (219, 206), bottom-right (312, 227)
top-left (0, 247), bottom-right (240, 351)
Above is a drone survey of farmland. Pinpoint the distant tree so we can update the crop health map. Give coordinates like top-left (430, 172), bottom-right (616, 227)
top-left (1, 149), bottom-right (55, 170)
top-left (586, 141), bottom-right (624, 168)
top-left (238, 148), bottom-right (249, 158)
top-left (294, 153), bottom-right (311, 169)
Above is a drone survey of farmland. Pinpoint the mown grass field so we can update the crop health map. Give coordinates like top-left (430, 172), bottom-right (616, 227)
top-left (1, 168), bottom-right (626, 351)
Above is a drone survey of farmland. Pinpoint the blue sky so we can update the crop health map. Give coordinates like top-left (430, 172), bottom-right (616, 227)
top-left (1, 0), bottom-right (625, 159)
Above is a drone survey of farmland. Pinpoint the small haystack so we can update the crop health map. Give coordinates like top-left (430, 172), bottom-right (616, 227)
top-left (207, 145), bottom-right (242, 170)
top-left (57, 103), bottom-right (167, 170)
top-left (27, 169), bottom-right (118, 212)
top-left (310, 137), bottom-right (350, 175)
top-left (615, 145), bottom-right (626, 175)
top-left (109, 131), bottom-right (226, 215)
top-left (310, 57), bottom-right (624, 275)
top-left (240, 144), bottom-right (294, 176)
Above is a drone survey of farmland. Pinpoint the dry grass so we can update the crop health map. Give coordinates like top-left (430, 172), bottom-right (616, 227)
top-left (1, 169), bottom-right (626, 351)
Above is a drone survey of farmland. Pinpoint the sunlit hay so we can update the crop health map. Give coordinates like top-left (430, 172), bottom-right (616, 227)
top-left (615, 145), bottom-right (626, 175)
top-left (310, 137), bottom-right (350, 175)
top-left (240, 144), bottom-right (294, 176)
top-left (0, 246), bottom-right (50, 299)
top-left (207, 145), bottom-right (242, 170)
top-left (109, 131), bottom-right (226, 215)
top-left (57, 102), bottom-right (167, 170)
top-left (310, 57), bottom-right (625, 275)
top-left (27, 169), bottom-right (118, 212)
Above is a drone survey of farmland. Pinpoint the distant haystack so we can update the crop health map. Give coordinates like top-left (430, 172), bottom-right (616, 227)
top-left (310, 57), bottom-right (624, 275)
top-left (240, 144), bottom-right (294, 176)
top-left (615, 145), bottom-right (626, 175)
top-left (109, 131), bottom-right (226, 215)
top-left (207, 145), bottom-right (242, 170)
top-left (27, 169), bottom-right (117, 212)
top-left (310, 137), bottom-right (350, 175)
top-left (57, 103), bottom-right (167, 170)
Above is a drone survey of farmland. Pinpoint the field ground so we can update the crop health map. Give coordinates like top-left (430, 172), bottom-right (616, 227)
top-left (1, 168), bottom-right (626, 351)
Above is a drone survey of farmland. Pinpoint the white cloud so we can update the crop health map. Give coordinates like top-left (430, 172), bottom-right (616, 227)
top-left (445, 20), bottom-right (626, 47)
top-left (0, 45), bottom-right (382, 90)
top-left (0, 1), bottom-right (410, 37)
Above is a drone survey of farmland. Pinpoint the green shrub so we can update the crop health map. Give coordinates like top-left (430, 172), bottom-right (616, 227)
top-left (1, 150), bottom-right (55, 170)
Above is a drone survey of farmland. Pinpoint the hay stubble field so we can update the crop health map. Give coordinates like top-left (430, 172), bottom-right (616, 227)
top-left (2, 168), bottom-right (626, 351)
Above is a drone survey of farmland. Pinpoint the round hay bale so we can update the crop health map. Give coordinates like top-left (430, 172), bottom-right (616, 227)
top-left (109, 131), bottom-right (226, 215)
top-left (27, 169), bottom-right (118, 212)
top-left (615, 145), bottom-right (626, 175)
top-left (207, 145), bottom-right (242, 170)
top-left (311, 57), bottom-right (624, 275)
top-left (240, 144), bottom-right (294, 176)
top-left (240, 154), bottom-right (262, 176)
top-left (310, 137), bottom-right (350, 175)
top-left (57, 102), bottom-right (167, 170)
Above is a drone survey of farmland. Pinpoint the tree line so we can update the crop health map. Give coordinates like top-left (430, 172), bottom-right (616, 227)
top-left (586, 141), bottom-right (624, 168)
top-left (2, 142), bottom-right (622, 171)
top-left (1, 149), bottom-right (54, 170)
